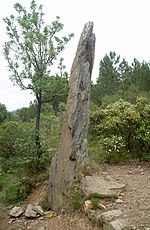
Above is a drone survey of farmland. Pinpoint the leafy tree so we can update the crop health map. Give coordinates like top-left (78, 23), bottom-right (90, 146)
top-left (90, 82), bottom-right (102, 106)
top-left (41, 58), bottom-right (69, 115)
top-left (16, 102), bottom-right (36, 122)
top-left (97, 51), bottom-right (121, 96)
top-left (0, 103), bottom-right (7, 124)
top-left (3, 0), bottom-right (73, 156)
top-left (130, 59), bottom-right (150, 92)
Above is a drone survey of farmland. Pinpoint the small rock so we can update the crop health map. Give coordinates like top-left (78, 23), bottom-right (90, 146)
top-left (101, 210), bottom-right (122, 223)
top-left (97, 203), bottom-right (107, 210)
top-left (116, 199), bottom-right (124, 204)
top-left (25, 204), bottom-right (37, 218)
top-left (44, 211), bottom-right (55, 215)
top-left (45, 210), bottom-right (57, 218)
top-left (38, 217), bottom-right (44, 220)
top-left (8, 219), bottom-right (15, 224)
top-left (24, 221), bottom-right (28, 226)
top-left (33, 205), bottom-right (44, 215)
top-left (128, 171), bottom-right (133, 174)
top-left (10, 206), bottom-right (24, 218)
top-left (84, 200), bottom-right (94, 212)
top-left (109, 219), bottom-right (129, 230)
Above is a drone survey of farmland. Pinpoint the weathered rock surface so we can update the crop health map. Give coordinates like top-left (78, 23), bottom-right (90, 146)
top-left (101, 209), bottom-right (122, 223)
top-left (10, 206), bottom-right (24, 217)
top-left (48, 22), bottom-right (95, 210)
top-left (86, 209), bottom-right (131, 229)
top-left (25, 204), bottom-right (37, 218)
top-left (109, 219), bottom-right (129, 230)
top-left (81, 174), bottom-right (126, 197)
top-left (32, 205), bottom-right (44, 216)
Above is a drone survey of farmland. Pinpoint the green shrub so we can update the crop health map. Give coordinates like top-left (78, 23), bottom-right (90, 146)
top-left (0, 175), bottom-right (33, 205)
top-left (0, 113), bottom-right (61, 205)
top-left (39, 197), bottom-right (51, 211)
top-left (90, 98), bottom-right (150, 161)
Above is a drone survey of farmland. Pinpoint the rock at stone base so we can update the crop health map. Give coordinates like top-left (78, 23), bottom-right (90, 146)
top-left (81, 175), bottom-right (126, 197)
top-left (84, 200), bottom-right (94, 212)
top-left (109, 219), bottom-right (129, 230)
top-left (97, 203), bottom-right (107, 210)
top-left (25, 204), bottom-right (37, 218)
top-left (10, 206), bottom-right (24, 217)
top-left (32, 205), bottom-right (44, 215)
top-left (116, 199), bottom-right (124, 204)
top-left (101, 210), bottom-right (122, 223)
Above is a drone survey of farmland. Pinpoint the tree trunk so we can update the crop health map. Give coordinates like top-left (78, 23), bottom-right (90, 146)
top-left (35, 92), bottom-right (42, 158)
top-left (52, 99), bottom-right (59, 116)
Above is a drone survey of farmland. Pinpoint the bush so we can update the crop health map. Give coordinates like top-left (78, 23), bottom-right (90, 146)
top-left (90, 98), bottom-right (150, 161)
top-left (1, 176), bottom-right (33, 204)
top-left (0, 113), bottom-right (61, 205)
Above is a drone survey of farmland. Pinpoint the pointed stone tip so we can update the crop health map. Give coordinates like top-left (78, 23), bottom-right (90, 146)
top-left (84, 21), bottom-right (94, 29)
top-left (83, 21), bottom-right (94, 34)
top-left (80, 21), bottom-right (94, 42)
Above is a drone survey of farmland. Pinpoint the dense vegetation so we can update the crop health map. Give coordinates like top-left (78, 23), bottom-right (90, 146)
top-left (0, 1), bottom-right (150, 208)
top-left (89, 51), bottom-right (150, 163)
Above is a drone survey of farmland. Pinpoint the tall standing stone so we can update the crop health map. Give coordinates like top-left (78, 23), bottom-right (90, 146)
top-left (48, 22), bottom-right (95, 210)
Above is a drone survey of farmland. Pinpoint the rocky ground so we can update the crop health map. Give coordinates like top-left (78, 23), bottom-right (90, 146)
top-left (0, 161), bottom-right (150, 230)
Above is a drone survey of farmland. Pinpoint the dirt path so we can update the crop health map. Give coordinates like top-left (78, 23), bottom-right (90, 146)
top-left (102, 162), bottom-right (150, 227)
top-left (0, 161), bottom-right (150, 229)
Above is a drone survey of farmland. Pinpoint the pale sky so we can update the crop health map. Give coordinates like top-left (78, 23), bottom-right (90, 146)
top-left (0, 0), bottom-right (150, 111)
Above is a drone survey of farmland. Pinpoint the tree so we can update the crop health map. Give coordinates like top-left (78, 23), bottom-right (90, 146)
top-left (16, 102), bottom-right (36, 122)
top-left (0, 103), bottom-right (7, 124)
top-left (41, 57), bottom-right (69, 115)
top-left (97, 51), bottom-right (121, 96)
top-left (130, 59), bottom-right (150, 92)
top-left (3, 0), bottom-right (73, 156)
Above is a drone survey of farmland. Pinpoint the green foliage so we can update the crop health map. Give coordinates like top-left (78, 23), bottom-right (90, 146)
top-left (0, 103), bottom-right (7, 124)
top-left (70, 187), bottom-right (84, 211)
top-left (3, 1), bottom-right (73, 93)
top-left (90, 98), bottom-right (150, 161)
top-left (0, 111), bottom-right (61, 204)
top-left (40, 112), bottom-right (61, 151)
top-left (39, 198), bottom-right (51, 211)
top-left (16, 102), bottom-right (36, 122)
top-left (0, 175), bottom-right (33, 204)
top-left (97, 51), bottom-right (121, 97)
top-left (0, 177), bottom-right (5, 192)
top-left (90, 197), bottom-right (101, 209)
top-left (0, 121), bottom-right (35, 159)
top-left (91, 51), bottom-right (150, 107)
